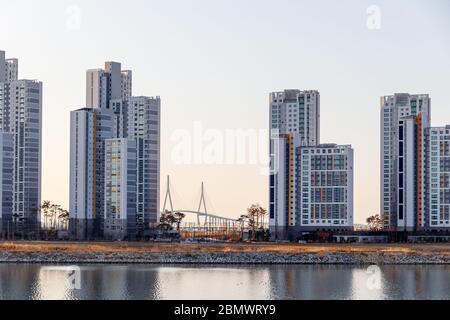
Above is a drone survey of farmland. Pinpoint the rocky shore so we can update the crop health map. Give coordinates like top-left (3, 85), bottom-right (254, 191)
top-left (1, 251), bottom-right (450, 265)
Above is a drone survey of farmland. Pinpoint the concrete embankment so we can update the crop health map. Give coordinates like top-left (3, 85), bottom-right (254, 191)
top-left (1, 251), bottom-right (450, 265)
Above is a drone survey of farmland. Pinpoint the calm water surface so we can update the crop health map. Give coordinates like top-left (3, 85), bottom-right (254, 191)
top-left (0, 264), bottom-right (449, 300)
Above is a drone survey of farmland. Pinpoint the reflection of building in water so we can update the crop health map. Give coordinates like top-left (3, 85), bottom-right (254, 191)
top-left (123, 266), bottom-right (159, 299)
top-left (267, 265), bottom-right (354, 299)
top-left (382, 265), bottom-right (450, 300)
top-left (1, 265), bottom-right (450, 299)
top-left (155, 266), bottom-right (272, 300)
top-left (0, 265), bottom-right (40, 299)
top-left (73, 265), bottom-right (160, 299)
top-left (419, 265), bottom-right (450, 299)
top-left (268, 265), bottom-right (450, 300)
top-left (93, 266), bottom-right (128, 299)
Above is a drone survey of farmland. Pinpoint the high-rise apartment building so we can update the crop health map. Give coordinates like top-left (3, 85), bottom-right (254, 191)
top-left (0, 132), bottom-right (14, 234)
top-left (5, 59), bottom-right (18, 82)
top-left (0, 51), bottom-right (4, 83)
top-left (111, 96), bottom-right (161, 234)
top-left (1, 51), bottom-right (18, 82)
top-left (380, 93), bottom-right (431, 231)
top-left (0, 50), bottom-right (42, 235)
top-left (121, 70), bottom-right (132, 100)
top-left (269, 90), bottom-right (320, 145)
top-left (69, 108), bottom-right (115, 240)
top-left (269, 90), bottom-right (321, 237)
top-left (425, 126), bottom-right (450, 230)
top-left (269, 89), bottom-right (353, 239)
top-left (269, 133), bottom-right (301, 239)
top-left (297, 144), bottom-right (354, 231)
top-left (104, 138), bottom-right (137, 240)
top-left (70, 61), bottom-right (160, 240)
top-left (86, 62), bottom-right (132, 110)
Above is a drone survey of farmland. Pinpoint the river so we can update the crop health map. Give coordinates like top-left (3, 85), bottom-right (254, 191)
top-left (0, 264), bottom-right (449, 300)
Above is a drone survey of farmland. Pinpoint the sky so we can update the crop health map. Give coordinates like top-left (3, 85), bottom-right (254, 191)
top-left (1, 0), bottom-right (449, 224)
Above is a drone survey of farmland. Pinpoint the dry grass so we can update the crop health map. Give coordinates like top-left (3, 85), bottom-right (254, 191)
top-left (1, 241), bottom-right (450, 255)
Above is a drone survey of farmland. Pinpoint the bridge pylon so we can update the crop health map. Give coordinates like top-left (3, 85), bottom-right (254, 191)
top-left (162, 175), bottom-right (174, 213)
top-left (197, 182), bottom-right (208, 225)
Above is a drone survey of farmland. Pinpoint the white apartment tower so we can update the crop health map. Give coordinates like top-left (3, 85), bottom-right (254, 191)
top-left (70, 60), bottom-right (160, 240)
top-left (269, 90), bottom-right (320, 237)
top-left (269, 89), bottom-right (353, 240)
top-left (69, 108), bottom-right (116, 240)
top-left (270, 90), bottom-right (320, 145)
top-left (297, 144), bottom-right (354, 230)
top-left (111, 96), bottom-right (161, 235)
top-left (425, 126), bottom-right (450, 230)
top-left (380, 93), bottom-right (430, 231)
top-left (86, 62), bottom-right (132, 110)
top-left (0, 50), bottom-right (42, 235)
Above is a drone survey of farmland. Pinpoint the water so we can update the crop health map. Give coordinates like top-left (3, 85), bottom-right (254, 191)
top-left (0, 264), bottom-right (449, 300)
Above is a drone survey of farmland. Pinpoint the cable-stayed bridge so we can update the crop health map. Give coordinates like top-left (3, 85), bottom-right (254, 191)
top-left (162, 176), bottom-right (242, 239)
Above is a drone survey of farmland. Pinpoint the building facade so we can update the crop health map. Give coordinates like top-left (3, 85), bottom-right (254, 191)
top-left (297, 144), bottom-right (354, 231)
top-left (86, 62), bottom-right (132, 110)
top-left (70, 61), bottom-right (160, 240)
top-left (269, 89), bottom-right (353, 239)
top-left (5, 59), bottom-right (18, 82)
top-left (269, 133), bottom-right (301, 239)
top-left (121, 70), bottom-right (132, 100)
top-left (111, 96), bottom-right (161, 235)
top-left (425, 126), bottom-right (450, 230)
top-left (380, 93), bottom-right (431, 231)
top-left (0, 51), bottom-right (42, 235)
top-left (69, 108), bottom-right (116, 239)
top-left (1, 51), bottom-right (18, 83)
top-left (269, 90), bottom-right (321, 238)
top-left (104, 138), bottom-right (137, 240)
top-left (0, 132), bottom-right (14, 234)
top-left (269, 90), bottom-right (320, 145)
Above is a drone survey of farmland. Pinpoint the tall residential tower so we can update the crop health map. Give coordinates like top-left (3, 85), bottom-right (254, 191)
top-left (425, 126), bottom-right (450, 230)
top-left (69, 107), bottom-right (116, 239)
top-left (269, 90), bottom-right (321, 238)
top-left (0, 50), bottom-right (42, 235)
top-left (269, 89), bottom-right (353, 239)
top-left (70, 60), bottom-right (160, 240)
top-left (380, 93), bottom-right (431, 231)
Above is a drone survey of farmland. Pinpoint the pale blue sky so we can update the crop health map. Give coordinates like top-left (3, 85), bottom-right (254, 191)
top-left (1, 0), bottom-right (449, 223)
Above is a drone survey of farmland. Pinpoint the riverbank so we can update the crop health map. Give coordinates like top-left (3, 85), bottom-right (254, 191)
top-left (1, 241), bottom-right (450, 264)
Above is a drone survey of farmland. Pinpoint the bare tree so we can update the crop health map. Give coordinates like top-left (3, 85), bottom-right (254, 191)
top-left (40, 201), bottom-right (69, 232)
top-left (245, 204), bottom-right (268, 241)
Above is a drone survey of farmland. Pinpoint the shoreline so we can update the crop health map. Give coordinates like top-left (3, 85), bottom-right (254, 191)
top-left (2, 253), bottom-right (450, 265)
top-left (1, 242), bottom-right (450, 265)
